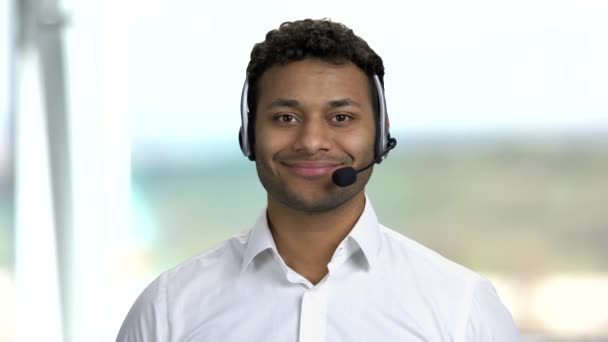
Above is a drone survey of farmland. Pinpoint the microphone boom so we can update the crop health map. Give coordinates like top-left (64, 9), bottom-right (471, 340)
top-left (331, 138), bottom-right (397, 187)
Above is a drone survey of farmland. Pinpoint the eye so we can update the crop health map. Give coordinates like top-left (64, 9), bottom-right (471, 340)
top-left (334, 114), bottom-right (348, 122)
top-left (331, 113), bottom-right (352, 123)
top-left (276, 114), bottom-right (297, 124)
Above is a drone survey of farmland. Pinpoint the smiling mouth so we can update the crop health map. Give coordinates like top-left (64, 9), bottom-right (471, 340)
top-left (282, 161), bottom-right (342, 177)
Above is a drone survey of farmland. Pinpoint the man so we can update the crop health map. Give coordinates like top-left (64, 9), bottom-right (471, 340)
top-left (117, 19), bottom-right (520, 341)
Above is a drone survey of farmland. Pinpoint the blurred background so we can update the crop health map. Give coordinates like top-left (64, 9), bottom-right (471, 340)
top-left (1, 0), bottom-right (607, 341)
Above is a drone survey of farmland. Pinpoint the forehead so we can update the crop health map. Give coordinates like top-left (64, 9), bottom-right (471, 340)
top-left (256, 58), bottom-right (372, 108)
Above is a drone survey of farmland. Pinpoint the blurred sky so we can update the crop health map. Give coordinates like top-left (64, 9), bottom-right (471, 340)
top-left (1, 0), bottom-right (10, 179)
top-left (1, 0), bottom-right (8, 118)
top-left (118, 0), bottom-right (608, 147)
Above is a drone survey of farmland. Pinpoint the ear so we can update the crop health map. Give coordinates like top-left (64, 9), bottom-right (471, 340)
top-left (386, 112), bottom-right (391, 130)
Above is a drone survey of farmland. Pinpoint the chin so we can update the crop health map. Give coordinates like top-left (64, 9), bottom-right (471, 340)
top-left (272, 184), bottom-right (363, 213)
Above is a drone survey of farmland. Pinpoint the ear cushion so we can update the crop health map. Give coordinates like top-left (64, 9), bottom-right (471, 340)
top-left (238, 127), bottom-right (255, 161)
top-left (246, 114), bottom-right (256, 161)
top-left (377, 124), bottom-right (386, 159)
top-left (372, 74), bottom-right (390, 159)
top-left (239, 79), bottom-right (255, 160)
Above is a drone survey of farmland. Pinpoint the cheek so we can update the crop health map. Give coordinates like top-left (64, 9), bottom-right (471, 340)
top-left (254, 124), bottom-right (289, 160)
top-left (341, 125), bottom-right (376, 158)
top-left (353, 138), bottom-right (375, 161)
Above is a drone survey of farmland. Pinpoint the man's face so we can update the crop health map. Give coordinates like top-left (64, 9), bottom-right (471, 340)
top-left (253, 58), bottom-right (376, 212)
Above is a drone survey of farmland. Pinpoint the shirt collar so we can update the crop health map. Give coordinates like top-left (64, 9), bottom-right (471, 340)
top-left (240, 194), bottom-right (383, 272)
top-left (347, 194), bottom-right (383, 269)
top-left (241, 211), bottom-right (277, 272)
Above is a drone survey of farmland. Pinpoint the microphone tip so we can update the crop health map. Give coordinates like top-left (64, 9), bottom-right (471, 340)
top-left (332, 167), bottom-right (357, 187)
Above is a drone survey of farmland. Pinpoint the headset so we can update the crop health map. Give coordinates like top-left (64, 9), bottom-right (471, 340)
top-left (238, 74), bottom-right (395, 163)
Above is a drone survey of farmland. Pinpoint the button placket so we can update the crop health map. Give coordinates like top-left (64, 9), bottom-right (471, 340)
top-left (298, 282), bottom-right (329, 342)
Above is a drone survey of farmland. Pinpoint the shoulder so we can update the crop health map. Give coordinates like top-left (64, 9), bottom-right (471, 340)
top-left (379, 225), bottom-right (519, 339)
top-left (166, 232), bottom-right (247, 281)
top-left (153, 230), bottom-right (251, 300)
top-left (116, 232), bottom-right (249, 341)
top-left (465, 278), bottom-right (522, 340)
top-left (380, 224), bottom-right (482, 287)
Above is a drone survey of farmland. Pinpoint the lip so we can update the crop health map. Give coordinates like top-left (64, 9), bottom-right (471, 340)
top-left (282, 161), bottom-right (341, 177)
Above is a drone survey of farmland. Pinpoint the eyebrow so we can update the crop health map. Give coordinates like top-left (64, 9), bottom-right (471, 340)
top-left (265, 97), bottom-right (362, 110)
top-left (328, 98), bottom-right (362, 108)
top-left (266, 98), bottom-right (300, 109)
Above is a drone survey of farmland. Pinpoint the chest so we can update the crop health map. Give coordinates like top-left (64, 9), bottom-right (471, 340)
top-left (166, 274), bottom-right (454, 342)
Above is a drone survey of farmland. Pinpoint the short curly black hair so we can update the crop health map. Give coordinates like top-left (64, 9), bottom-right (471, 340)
top-left (245, 18), bottom-right (385, 116)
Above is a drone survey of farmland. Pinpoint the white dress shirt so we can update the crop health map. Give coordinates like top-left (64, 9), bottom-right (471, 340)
top-left (117, 197), bottom-right (521, 341)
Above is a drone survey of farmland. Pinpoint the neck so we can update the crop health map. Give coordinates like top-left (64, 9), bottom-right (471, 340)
top-left (266, 192), bottom-right (366, 284)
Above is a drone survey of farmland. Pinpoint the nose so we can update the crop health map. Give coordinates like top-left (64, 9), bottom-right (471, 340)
top-left (293, 117), bottom-right (332, 155)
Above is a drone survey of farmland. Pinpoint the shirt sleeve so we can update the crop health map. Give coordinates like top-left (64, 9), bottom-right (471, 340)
top-left (464, 277), bottom-right (522, 341)
top-left (116, 274), bottom-right (168, 342)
